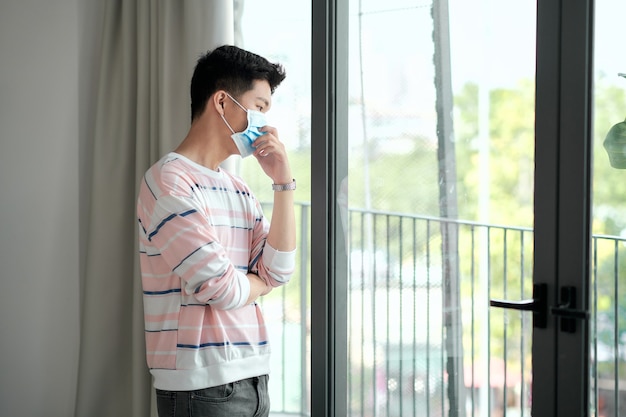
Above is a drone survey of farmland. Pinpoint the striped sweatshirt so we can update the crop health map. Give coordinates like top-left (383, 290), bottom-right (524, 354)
top-left (137, 152), bottom-right (295, 391)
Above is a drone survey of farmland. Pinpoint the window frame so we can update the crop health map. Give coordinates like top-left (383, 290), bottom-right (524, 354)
top-left (311, 0), bottom-right (349, 416)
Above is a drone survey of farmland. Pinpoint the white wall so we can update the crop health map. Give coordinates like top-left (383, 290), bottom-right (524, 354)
top-left (0, 1), bottom-right (101, 415)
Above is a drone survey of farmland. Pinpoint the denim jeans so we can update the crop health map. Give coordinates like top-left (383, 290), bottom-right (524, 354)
top-left (156, 375), bottom-right (270, 417)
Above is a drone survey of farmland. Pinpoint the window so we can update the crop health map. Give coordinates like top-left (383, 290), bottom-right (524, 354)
top-left (239, 1), bottom-right (626, 416)
top-left (238, 1), bottom-right (312, 415)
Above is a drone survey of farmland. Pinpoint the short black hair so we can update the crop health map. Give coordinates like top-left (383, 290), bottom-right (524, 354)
top-left (190, 45), bottom-right (286, 121)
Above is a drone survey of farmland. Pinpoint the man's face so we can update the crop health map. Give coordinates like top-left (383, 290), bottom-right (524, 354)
top-left (228, 79), bottom-right (272, 133)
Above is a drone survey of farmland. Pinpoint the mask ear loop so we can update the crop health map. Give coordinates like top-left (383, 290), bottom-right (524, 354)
top-left (220, 113), bottom-right (236, 134)
top-left (225, 93), bottom-right (248, 113)
top-left (220, 93), bottom-right (248, 134)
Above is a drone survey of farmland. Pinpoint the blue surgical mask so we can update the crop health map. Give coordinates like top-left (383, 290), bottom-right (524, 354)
top-left (220, 93), bottom-right (267, 158)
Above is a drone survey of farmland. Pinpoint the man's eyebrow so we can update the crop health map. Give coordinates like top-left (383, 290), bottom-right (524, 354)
top-left (257, 97), bottom-right (270, 107)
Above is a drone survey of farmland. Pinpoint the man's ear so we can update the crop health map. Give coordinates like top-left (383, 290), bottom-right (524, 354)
top-left (215, 91), bottom-right (230, 115)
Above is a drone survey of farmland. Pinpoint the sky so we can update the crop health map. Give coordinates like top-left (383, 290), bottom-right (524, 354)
top-left (239, 0), bottom-right (626, 152)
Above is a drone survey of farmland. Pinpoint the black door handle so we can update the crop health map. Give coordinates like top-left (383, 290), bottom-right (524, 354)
top-left (490, 299), bottom-right (537, 311)
top-left (490, 283), bottom-right (547, 328)
top-left (550, 286), bottom-right (588, 333)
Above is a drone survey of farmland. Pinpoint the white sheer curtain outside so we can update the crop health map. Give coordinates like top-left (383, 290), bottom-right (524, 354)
top-left (76, 2), bottom-right (234, 416)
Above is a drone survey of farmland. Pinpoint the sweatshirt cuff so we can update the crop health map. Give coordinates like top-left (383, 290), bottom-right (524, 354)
top-left (262, 244), bottom-right (296, 283)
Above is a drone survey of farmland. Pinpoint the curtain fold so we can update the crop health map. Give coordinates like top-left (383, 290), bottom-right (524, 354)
top-left (76, 2), bottom-right (234, 416)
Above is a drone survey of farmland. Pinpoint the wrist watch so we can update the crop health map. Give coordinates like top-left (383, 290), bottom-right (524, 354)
top-left (272, 179), bottom-right (296, 191)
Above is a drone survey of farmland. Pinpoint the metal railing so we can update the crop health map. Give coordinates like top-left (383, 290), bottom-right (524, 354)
top-left (262, 203), bottom-right (626, 417)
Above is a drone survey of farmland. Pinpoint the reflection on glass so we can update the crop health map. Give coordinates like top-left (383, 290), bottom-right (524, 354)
top-left (592, 1), bottom-right (626, 416)
top-left (347, 0), bottom-right (535, 416)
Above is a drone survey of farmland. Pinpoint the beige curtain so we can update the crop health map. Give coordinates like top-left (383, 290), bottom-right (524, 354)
top-left (76, 2), bottom-right (234, 416)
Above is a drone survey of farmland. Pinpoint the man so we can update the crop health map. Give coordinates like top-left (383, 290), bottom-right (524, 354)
top-left (137, 45), bottom-right (296, 417)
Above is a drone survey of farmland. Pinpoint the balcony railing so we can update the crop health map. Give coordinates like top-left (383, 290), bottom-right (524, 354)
top-left (261, 203), bottom-right (626, 417)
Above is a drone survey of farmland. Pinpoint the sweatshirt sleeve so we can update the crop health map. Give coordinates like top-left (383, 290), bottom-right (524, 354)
top-left (143, 191), bottom-right (251, 310)
top-left (248, 201), bottom-right (296, 287)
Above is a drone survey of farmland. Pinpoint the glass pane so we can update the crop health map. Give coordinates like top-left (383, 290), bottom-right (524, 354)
top-left (346, 1), bottom-right (535, 416)
top-left (591, 1), bottom-right (626, 416)
top-left (238, 1), bottom-right (311, 415)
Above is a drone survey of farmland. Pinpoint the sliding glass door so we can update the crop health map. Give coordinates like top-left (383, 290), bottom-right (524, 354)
top-left (341, 0), bottom-right (538, 415)
top-left (312, 1), bottom-right (597, 416)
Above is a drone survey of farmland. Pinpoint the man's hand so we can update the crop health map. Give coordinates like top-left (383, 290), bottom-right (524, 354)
top-left (253, 126), bottom-right (292, 184)
top-left (246, 273), bottom-right (272, 305)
